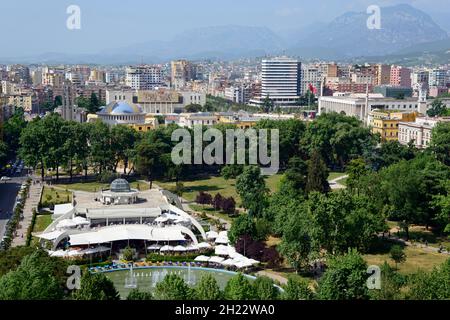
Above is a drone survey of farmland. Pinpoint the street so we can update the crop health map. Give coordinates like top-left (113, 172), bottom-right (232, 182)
top-left (0, 169), bottom-right (28, 240)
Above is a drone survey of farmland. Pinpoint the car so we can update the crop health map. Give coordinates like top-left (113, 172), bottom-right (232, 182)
top-left (0, 176), bottom-right (11, 182)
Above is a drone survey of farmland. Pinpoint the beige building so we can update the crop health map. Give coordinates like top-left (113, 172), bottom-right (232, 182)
top-left (398, 117), bottom-right (450, 149)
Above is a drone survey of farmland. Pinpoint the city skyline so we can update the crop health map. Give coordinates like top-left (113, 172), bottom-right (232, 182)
top-left (1, 0), bottom-right (450, 59)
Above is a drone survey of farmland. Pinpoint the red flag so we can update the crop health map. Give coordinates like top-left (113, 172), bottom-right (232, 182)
top-left (308, 83), bottom-right (317, 94)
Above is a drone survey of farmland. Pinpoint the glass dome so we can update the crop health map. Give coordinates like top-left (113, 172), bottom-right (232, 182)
top-left (110, 179), bottom-right (131, 193)
top-left (111, 102), bottom-right (138, 114)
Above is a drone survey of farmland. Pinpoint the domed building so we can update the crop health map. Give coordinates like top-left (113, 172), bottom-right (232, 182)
top-left (96, 101), bottom-right (146, 125)
top-left (100, 178), bottom-right (139, 205)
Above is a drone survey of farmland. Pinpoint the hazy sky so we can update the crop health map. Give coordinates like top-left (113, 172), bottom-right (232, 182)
top-left (0, 0), bottom-right (449, 57)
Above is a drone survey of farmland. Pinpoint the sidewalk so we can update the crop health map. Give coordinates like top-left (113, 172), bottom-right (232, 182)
top-left (12, 181), bottom-right (42, 247)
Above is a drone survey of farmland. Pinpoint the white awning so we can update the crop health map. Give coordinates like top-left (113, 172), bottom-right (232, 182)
top-left (173, 245), bottom-right (187, 252)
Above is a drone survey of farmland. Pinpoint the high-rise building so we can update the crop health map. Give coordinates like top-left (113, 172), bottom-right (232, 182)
top-left (375, 64), bottom-right (391, 86)
top-left (390, 66), bottom-right (412, 87)
top-left (300, 64), bottom-right (323, 96)
top-left (171, 60), bottom-right (195, 89)
top-left (429, 69), bottom-right (447, 88)
top-left (411, 70), bottom-right (430, 90)
top-left (251, 56), bottom-right (301, 107)
top-left (126, 66), bottom-right (164, 90)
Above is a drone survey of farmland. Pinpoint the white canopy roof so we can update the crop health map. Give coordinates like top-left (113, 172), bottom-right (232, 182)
top-left (35, 230), bottom-right (66, 241)
top-left (67, 225), bottom-right (196, 246)
top-left (54, 203), bottom-right (74, 216)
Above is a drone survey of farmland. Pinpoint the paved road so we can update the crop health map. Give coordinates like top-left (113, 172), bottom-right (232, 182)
top-left (0, 170), bottom-right (28, 239)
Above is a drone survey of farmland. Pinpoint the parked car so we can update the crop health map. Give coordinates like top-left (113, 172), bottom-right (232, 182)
top-left (0, 176), bottom-right (11, 182)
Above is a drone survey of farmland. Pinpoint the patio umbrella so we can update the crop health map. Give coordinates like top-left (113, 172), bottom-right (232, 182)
top-left (147, 244), bottom-right (162, 250)
top-left (209, 256), bottom-right (225, 264)
top-left (160, 245), bottom-right (174, 252)
top-left (186, 244), bottom-right (199, 251)
top-left (220, 258), bottom-right (236, 266)
top-left (173, 245), bottom-right (187, 252)
top-left (194, 255), bottom-right (210, 262)
top-left (214, 245), bottom-right (229, 256)
top-left (215, 237), bottom-right (229, 244)
top-left (206, 231), bottom-right (218, 240)
top-left (197, 242), bottom-right (212, 249)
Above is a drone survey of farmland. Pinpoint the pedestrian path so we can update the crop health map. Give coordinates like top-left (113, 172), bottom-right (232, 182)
top-left (12, 181), bottom-right (42, 247)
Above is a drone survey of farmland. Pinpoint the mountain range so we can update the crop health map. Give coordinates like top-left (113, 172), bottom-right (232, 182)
top-left (2, 3), bottom-right (449, 64)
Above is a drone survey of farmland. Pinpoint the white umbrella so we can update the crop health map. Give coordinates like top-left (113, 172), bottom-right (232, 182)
top-left (186, 244), bottom-right (199, 251)
top-left (209, 256), bottom-right (225, 264)
top-left (227, 246), bottom-right (236, 256)
top-left (215, 245), bottom-right (229, 256)
top-left (197, 242), bottom-right (212, 249)
top-left (173, 245), bottom-right (187, 252)
top-left (218, 231), bottom-right (228, 238)
top-left (50, 250), bottom-right (67, 257)
top-left (67, 250), bottom-right (83, 257)
top-left (247, 259), bottom-right (260, 265)
top-left (194, 255), bottom-right (210, 262)
top-left (229, 252), bottom-right (245, 260)
top-left (206, 231), bottom-right (218, 240)
top-left (160, 245), bottom-right (174, 252)
top-left (83, 246), bottom-right (110, 255)
top-left (147, 244), bottom-right (162, 250)
top-left (235, 260), bottom-right (254, 269)
top-left (215, 237), bottom-right (229, 244)
top-left (220, 258), bottom-right (236, 266)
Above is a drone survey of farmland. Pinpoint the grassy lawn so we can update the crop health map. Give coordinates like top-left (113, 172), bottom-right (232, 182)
top-left (190, 204), bottom-right (235, 223)
top-left (55, 180), bottom-right (149, 193)
top-left (156, 174), bottom-right (283, 204)
top-left (363, 246), bottom-right (448, 274)
top-left (386, 222), bottom-right (450, 250)
top-left (328, 171), bottom-right (347, 181)
top-left (34, 214), bottom-right (53, 232)
top-left (41, 186), bottom-right (72, 205)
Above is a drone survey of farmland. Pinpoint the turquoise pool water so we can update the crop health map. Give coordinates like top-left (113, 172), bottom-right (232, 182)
top-left (102, 266), bottom-right (256, 298)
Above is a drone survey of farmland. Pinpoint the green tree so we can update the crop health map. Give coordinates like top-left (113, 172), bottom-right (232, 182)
top-left (371, 262), bottom-right (404, 300)
top-left (228, 214), bottom-right (256, 245)
top-left (305, 150), bottom-right (330, 194)
top-left (126, 289), bottom-right (153, 300)
top-left (389, 245), bottom-right (406, 269)
top-left (346, 157), bottom-right (368, 193)
top-left (317, 249), bottom-right (369, 300)
top-left (277, 203), bottom-right (313, 272)
top-left (185, 104), bottom-right (202, 112)
top-left (282, 277), bottom-right (314, 300)
top-left (224, 273), bottom-right (255, 300)
top-left (236, 166), bottom-right (268, 217)
top-left (253, 276), bottom-right (279, 300)
top-left (0, 250), bottom-right (64, 300)
top-left (72, 271), bottom-right (120, 300)
top-left (154, 274), bottom-right (194, 300)
top-left (427, 99), bottom-right (447, 117)
top-left (408, 258), bottom-right (450, 300)
top-left (86, 120), bottom-right (114, 175)
top-left (262, 95), bottom-right (274, 113)
top-left (195, 274), bottom-right (223, 300)
top-left (111, 125), bottom-right (138, 173)
top-left (430, 122), bottom-right (450, 166)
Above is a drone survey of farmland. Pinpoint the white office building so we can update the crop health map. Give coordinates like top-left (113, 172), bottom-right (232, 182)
top-left (300, 65), bottom-right (323, 96)
top-left (429, 69), bottom-right (448, 88)
top-left (250, 57), bottom-right (301, 107)
top-left (126, 66), bottom-right (164, 90)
